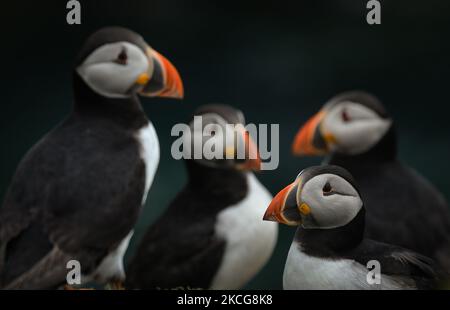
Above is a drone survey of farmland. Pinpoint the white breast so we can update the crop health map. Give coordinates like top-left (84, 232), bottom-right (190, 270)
top-left (84, 231), bottom-right (134, 284)
top-left (86, 123), bottom-right (160, 285)
top-left (283, 242), bottom-right (409, 290)
top-left (135, 122), bottom-right (160, 204)
top-left (209, 173), bottom-right (278, 290)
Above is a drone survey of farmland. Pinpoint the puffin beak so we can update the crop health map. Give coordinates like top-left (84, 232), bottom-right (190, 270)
top-left (263, 182), bottom-right (302, 226)
top-left (138, 48), bottom-right (184, 99)
top-left (292, 110), bottom-right (333, 156)
top-left (237, 128), bottom-right (262, 171)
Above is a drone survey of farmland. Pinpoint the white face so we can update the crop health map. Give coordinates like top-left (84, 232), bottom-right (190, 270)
top-left (321, 101), bottom-right (392, 155)
top-left (185, 113), bottom-right (245, 168)
top-left (298, 173), bottom-right (362, 229)
top-left (76, 41), bottom-right (152, 98)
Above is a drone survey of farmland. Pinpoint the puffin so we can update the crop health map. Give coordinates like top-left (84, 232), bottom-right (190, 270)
top-left (0, 27), bottom-right (183, 289)
top-left (126, 104), bottom-right (278, 290)
top-left (291, 91), bottom-right (450, 272)
top-left (264, 165), bottom-right (443, 290)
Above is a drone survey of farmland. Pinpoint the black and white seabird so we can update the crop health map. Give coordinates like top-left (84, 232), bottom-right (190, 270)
top-left (291, 91), bottom-right (450, 271)
top-left (264, 165), bottom-right (443, 290)
top-left (126, 104), bottom-right (278, 290)
top-left (0, 27), bottom-right (183, 289)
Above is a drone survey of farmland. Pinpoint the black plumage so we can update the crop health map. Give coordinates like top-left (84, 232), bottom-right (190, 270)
top-left (293, 91), bottom-right (450, 272)
top-left (265, 165), bottom-right (444, 289)
top-left (329, 145), bottom-right (450, 271)
top-left (0, 79), bottom-right (146, 289)
top-left (0, 27), bottom-right (174, 289)
top-left (295, 208), bottom-right (442, 289)
top-left (126, 161), bottom-right (247, 289)
top-left (126, 104), bottom-right (276, 290)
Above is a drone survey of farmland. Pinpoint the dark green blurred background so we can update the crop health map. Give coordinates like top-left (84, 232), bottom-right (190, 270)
top-left (1, 0), bottom-right (449, 289)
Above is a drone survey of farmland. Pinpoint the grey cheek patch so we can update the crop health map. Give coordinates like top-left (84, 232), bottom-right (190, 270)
top-left (142, 58), bottom-right (164, 94)
top-left (282, 185), bottom-right (302, 222)
top-left (312, 125), bottom-right (327, 150)
top-left (283, 208), bottom-right (303, 223)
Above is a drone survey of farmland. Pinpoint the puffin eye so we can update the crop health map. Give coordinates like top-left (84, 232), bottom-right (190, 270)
top-left (115, 49), bottom-right (128, 65)
top-left (341, 109), bottom-right (350, 122)
top-left (322, 182), bottom-right (333, 195)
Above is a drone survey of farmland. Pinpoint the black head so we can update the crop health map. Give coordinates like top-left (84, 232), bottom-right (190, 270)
top-left (324, 91), bottom-right (389, 118)
top-left (194, 104), bottom-right (246, 125)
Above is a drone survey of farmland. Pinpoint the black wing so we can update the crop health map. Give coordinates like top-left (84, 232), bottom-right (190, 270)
top-left (341, 160), bottom-right (450, 272)
top-left (126, 186), bottom-right (226, 290)
top-left (0, 118), bottom-right (145, 288)
top-left (345, 238), bottom-right (443, 289)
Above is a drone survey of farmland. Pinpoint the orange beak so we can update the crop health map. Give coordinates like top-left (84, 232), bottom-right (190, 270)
top-left (263, 182), bottom-right (301, 226)
top-left (140, 48), bottom-right (184, 99)
top-left (292, 110), bottom-right (328, 156)
top-left (238, 129), bottom-right (262, 171)
top-left (153, 51), bottom-right (184, 99)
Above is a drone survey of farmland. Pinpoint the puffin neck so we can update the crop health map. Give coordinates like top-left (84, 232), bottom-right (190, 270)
top-left (329, 125), bottom-right (397, 166)
top-left (294, 208), bottom-right (365, 258)
top-left (185, 160), bottom-right (248, 196)
top-left (71, 73), bottom-right (149, 131)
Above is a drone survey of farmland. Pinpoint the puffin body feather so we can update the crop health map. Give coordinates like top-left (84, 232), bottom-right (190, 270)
top-left (210, 173), bottom-right (277, 289)
top-left (0, 115), bottom-right (154, 288)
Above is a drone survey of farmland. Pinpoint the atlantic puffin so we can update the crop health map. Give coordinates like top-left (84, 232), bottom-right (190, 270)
top-left (126, 104), bottom-right (278, 290)
top-left (291, 91), bottom-right (450, 271)
top-left (264, 165), bottom-right (443, 289)
top-left (0, 27), bottom-right (183, 289)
